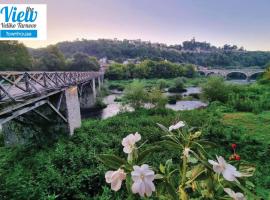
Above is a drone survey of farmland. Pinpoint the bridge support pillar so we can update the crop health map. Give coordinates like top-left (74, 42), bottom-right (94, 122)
top-left (92, 78), bottom-right (96, 99)
top-left (98, 76), bottom-right (101, 90)
top-left (79, 78), bottom-right (97, 109)
top-left (64, 86), bottom-right (81, 135)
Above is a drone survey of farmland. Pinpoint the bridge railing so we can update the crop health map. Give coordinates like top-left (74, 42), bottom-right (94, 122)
top-left (0, 71), bottom-right (104, 103)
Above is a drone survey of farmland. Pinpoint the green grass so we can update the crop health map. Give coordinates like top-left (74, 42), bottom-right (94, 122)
top-left (223, 111), bottom-right (270, 144)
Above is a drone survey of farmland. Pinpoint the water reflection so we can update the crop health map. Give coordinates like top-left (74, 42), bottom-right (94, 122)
top-left (166, 101), bottom-right (207, 111)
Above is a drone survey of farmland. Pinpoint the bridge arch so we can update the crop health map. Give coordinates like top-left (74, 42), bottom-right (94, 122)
top-left (206, 72), bottom-right (223, 77)
top-left (198, 71), bottom-right (206, 76)
top-left (226, 72), bottom-right (247, 80)
top-left (249, 72), bottom-right (264, 80)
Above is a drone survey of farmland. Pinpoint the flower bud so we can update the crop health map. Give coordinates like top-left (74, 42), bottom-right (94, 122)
top-left (231, 143), bottom-right (237, 149)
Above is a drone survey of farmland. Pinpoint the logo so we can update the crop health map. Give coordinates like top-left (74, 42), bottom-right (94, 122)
top-left (0, 4), bottom-right (47, 40)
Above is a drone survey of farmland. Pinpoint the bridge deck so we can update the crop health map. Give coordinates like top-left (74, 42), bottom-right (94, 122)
top-left (0, 71), bottom-right (104, 103)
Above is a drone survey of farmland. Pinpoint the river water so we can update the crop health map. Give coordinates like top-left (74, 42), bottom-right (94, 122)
top-left (83, 87), bottom-right (205, 120)
top-left (83, 79), bottom-right (254, 120)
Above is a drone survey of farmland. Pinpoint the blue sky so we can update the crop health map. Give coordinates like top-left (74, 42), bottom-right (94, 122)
top-left (6, 0), bottom-right (270, 50)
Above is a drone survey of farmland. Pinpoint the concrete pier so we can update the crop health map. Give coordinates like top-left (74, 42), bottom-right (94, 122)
top-left (64, 86), bottom-right (81, 135)
top-left (79, 78), bottom-right (97, 109)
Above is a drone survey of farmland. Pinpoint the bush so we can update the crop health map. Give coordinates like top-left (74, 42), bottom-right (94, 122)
top-left (168, 77), bottom-right (187, 93)
top-left (156, 79), bottom-right (167, 91)
top-left (201, 77), bottom-right (230, 103)
top-left (122, 80), bottom-right (147, 110)
top-left (147, 88), bottom-right (168, 108)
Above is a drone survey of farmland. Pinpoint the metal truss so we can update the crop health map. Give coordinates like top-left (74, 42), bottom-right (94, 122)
top-left (0, 71), bottom-right (103, 103)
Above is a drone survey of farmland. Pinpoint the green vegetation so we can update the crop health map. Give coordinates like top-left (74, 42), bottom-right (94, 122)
top-left (67, 52), bottom-right (100, 71)
top-left (168, 77), bottom-right (186, 93)
top-left (32, 45), bottom-right (66, 71)
top-left (55, 39), bottom-right (270, 68)
top-left (122, 81), bottom-right (148, 109)
top-left (201, 77), bottom-right (230, 103)
top-left (108, 77), bottom-right (206, 92)
top-left (0, 107), bottom-right (269, 199)
top-left (223, 111), bottom-right (270, 144)
top-left (201, 77), bottom-right (270, 113)
top-left (0, 41), bottom-right (32, 70)
top-left (122, 80), bottom-right (167, 110)
top-left (105, 60), bottom-right (196, 80)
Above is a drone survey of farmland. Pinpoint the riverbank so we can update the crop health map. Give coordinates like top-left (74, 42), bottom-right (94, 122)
top-left (84, 77), bottom-right (258, 120)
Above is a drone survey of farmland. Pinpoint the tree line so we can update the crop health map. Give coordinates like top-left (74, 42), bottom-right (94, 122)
top-left (0, 41), bottom-right (100, 71)
top-left (105, 60), bottom-right (196, 80)
top-left (56, 38), bottom-right (270, 68)
top-left (1, 39), bottom-right (270, 71)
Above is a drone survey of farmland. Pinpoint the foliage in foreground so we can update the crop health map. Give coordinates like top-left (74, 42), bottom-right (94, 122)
top-left (0, 108), bottom-right (269, 199)
top-left (100, 122), bottom-right (257, 199)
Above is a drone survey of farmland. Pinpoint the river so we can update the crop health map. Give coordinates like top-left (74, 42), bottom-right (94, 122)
top-left (82, 79), bottom-right (255, 120)
top-left (82, 87), bottom-right (206, 120)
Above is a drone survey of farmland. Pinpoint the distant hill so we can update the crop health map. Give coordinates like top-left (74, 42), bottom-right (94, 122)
top-left (31, 38), bottom-right (270, 68)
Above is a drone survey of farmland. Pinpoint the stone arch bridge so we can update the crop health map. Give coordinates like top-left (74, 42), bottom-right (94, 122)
top-left (197, 69), bottom-right (264, 80)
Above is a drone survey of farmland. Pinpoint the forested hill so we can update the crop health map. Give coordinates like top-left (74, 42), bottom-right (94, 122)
top-left (54, 39), bottom-right (270, 68)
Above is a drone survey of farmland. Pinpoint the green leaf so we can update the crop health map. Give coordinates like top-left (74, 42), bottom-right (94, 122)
top-left (157, 123), bottom-right (169, 132)
top-left (97, 154), bottom-right (126, 169)
top-left (155, 140), bottom-right (182, 151)
top-left (197, 140), bottom-right (218, 147)
top-left (154, 174), bottom-right (164, 180)
top-left (137, 146), bottom-right (163, 164)
top-left (160, 164), bottom-right (165, 174)
top-left (165, 182), bottom-right (178, 200)
top-left (188, 156), bottom-right (198, 164)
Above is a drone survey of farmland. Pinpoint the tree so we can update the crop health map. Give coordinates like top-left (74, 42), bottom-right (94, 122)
top-left (69, 52), bottom-right (100, 71)
top-left (122, 80), bottom-right (147, 110)
top-left (0, 41), bottom-right (32, 71)
top-left (168, 77), bottom-right (186, 92)
top-left (34, 45), bottom-right (66, 71)
top-left (201, 77), bottom-right (230, 103)
top-left (147, 88), bottom-right (168, 108)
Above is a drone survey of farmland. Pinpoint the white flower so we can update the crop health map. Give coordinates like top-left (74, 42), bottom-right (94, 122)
top-left (169, 121), bottom-right (185, 131)
top-left (122, 132), bottom-right (141, 154)
top-left (131, 164), bottom-right (155, 197)
top-left (224, 188), bottom-right (246, 200)
top-left (105, 168), bottom-right (126, 191)
top-left (208, 156), bottom-right (241, 182)
top-left (183, 147), bottom-right (191, 158)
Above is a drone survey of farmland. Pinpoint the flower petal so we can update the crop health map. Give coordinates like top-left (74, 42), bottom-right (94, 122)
top-left (105, 171), bottom-right (113, 183)
top-left (111, 179), bottom-right (122, 191)
top-left (134, 132), bottom-right (141, 142)
top-left (224, 188), bottom-right (235, 198)
top-left (223, 168), bottom-right (237, 181)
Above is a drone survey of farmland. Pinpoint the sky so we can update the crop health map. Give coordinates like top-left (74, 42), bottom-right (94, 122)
top-left (3, 0), bottom-right (270, 50)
